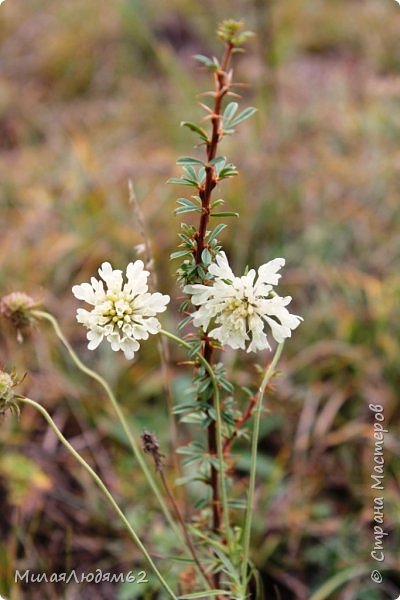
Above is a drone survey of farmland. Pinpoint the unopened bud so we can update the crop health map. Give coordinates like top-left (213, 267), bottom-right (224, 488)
top-left (217, 19), bottom-right (254, 47)
top-left (0, 292), bottom-right (37, 342)
top-left (0, 368), bottom-right (23, 417)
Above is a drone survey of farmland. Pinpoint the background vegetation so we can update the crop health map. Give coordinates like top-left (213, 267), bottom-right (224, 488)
top-left (0, 0), bottom-right (399, 598)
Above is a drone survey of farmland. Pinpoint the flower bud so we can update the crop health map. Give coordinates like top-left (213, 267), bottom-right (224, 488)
top-left (0, 292), bottom-right (37, 342)
top-left (0, 371), bottom-right (14, 401)
top-left (0, 368), bottom-right (22, 417)
top-left (217, 19), bottom-right (254, 47)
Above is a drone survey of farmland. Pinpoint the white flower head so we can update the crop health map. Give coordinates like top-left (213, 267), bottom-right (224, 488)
top-left (184, 252), bottom-right (302, 352)
top-left (72, 261), bottom-right (170, 360)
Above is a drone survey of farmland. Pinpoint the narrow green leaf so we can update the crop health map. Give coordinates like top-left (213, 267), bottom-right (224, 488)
top-left (211, 198), bottom-right (225, 208)
top-left (210, 211), bottom-right (239, 218)
top-left (209, 156), bottom-right (226, 167)
top-left (198, 166), bottom-right (206, 183)
top-left (218, 168), bottom-right (238, 178)
top-left (190, 528), bottom-right (226, 551)
top-left (183, 165), bottom-right (198, 180)
top-left (180, 413), bottom-right (207, 424)
top-left (176, 198), bottom-right (198, 207)
top-left (198, 378), bottom-right (213, 394)
top-left (174, 206), bottom-right (202, 215)
top-left (170, 250), bottom-right (192, 260)
top-left (193, 54), bottom-right (214, 67)
top-left (167, 178), bottom-right (198, 187)
top-left (207, 406), bottom-right (216, 420)
top-left (201, 248), bottom-right (212, 265)
top-left (172, 403), bottom-right (197, 415)
top-left (175, 474), bottom-right (206, 486)
top-left (178, 315), bottom-right (193, 330)
top-left (223, 101), bottom-right (239, 123)
top-left (188, 342), bottom-right (202, 358)
top-left (175, 198), bottom-right (202, 214)
top-left (177, 156), bottom-right (205, 167)
top-left (219, 378), bottom-right (234, 393)
top-left (179, 298), bottom-right (190, 311)
top-left (213, 547), bottom-right (237, 577)
top-left (181, 455), bottom-right (202, 466)
top-left (208, 223), bottom-right (227, 243)
top-left (222, 411), bottom-right (236, 426)
top-left (176, 447), bottom-right (201, 457)
top-left (180, 121), bottom-right (209, 143)
top-left (229, 107), bottom-right (257, 127)
top-left (241, 386), bottom-right (254, 398)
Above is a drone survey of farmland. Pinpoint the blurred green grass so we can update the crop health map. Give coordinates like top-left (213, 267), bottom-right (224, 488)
top-left (0, 0), bottom-right (399, 598)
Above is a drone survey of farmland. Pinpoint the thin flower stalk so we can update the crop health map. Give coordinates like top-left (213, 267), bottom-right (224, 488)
top-left (240, 341), bottom-right (284, 594)
top-left (19, 396), bottom-right (177, 600)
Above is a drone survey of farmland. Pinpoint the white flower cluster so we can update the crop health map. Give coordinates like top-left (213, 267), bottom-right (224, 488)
top-left (72, 262), bottom-right (169, 359)
top-left (184, 252), bottom-right (302, 352)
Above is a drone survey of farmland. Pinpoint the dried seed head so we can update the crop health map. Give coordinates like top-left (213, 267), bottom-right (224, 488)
top-left (141, 430), bottom-right (164, 471)
top-left (0, 368), bottom-right (22, 417)
top-left (0, 292), bottom-right (37, 342)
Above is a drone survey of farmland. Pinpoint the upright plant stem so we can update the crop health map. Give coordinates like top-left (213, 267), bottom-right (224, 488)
top-left (194, 41), bottom-right (233, 264)
top-left (240, 342), bottom-right (284, 593)
top-left (19, 396), bottom-right (177, 600)
top-left (32, 311), bottom-right (179, 539)
top-left (193, 40), bottom-right (234, 543)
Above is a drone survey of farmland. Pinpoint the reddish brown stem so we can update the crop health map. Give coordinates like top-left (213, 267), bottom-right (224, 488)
top-left (194, 42), bottom-right (233, 265)
top-left (203, 341), bottom-right (220, 534)
top-left (223, 394), bottom-right (257, 455)
top-left (196, 44), bottom-right (234, 530)
top-left (192, 43), bottom-right (234, 590)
